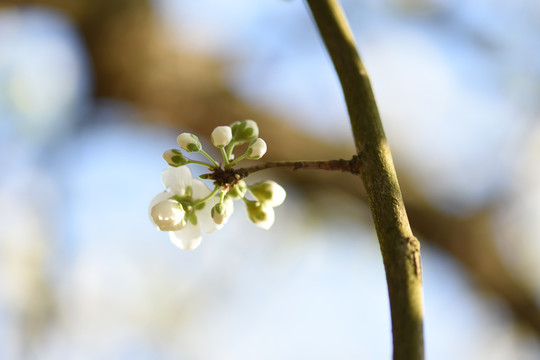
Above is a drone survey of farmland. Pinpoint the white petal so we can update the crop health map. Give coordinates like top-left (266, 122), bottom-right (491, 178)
top-left (191, 178), bottom-right (212, 200)
top-left (223, 197), bottom-right (234, 218)
top-left (257, 205), bottom-right (275, 230)
top-left (149, 192), bottom-right (173, 226)
top-left (244, 119), bottom-right (259, 138)
top-left (211, 196), bottom-right (234, 225)
top-left (247, 138), bottom-right (267, 159)
top-left (211, 205), bottom-right (226, 225)
top-left (199, 196), bottom-right (223, 233)
top-left (249, 181), bottom-right (286, 207)
top-left (211, 126), bottom-right (232, 147)
top-left (161, 166), bottom-right (193, 195)
top-left (177, 133), bottom-right (201, 152)
top-left (169, 224), bottom-right (202, 250)
top-left (150, 199), bottom-right (185, 231)
top-left (268, 182), bottom-right (286, 207)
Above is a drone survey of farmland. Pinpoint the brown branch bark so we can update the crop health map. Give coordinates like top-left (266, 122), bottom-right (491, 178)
top-left (305, 1), bottom-right (424, 358)
top-left (204, 157), bottom-right (362, 186)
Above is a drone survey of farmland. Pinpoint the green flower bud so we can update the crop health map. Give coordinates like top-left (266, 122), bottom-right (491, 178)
top-left (230, 119), bottom-right (259, 144)
top-left (248, 181), bottom-right (286, 207)
top-left (245, 200), bottom-right (274, 230)
top-left (211, 126), bottom-right (233, 147)
top-left (177, 133), bottom-right (202, 152)
top-left (211, 203), bottom-right (226, 225)
top-left (163, 149), bottom-right (189, 167)
top-left (211, 198), bottom-right (233, 225)
top-left (247, 138), bottom-right (267, 159)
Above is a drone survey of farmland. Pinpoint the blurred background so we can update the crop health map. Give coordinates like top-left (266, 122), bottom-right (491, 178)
top-left (1, 0), bottom-right (540, 358)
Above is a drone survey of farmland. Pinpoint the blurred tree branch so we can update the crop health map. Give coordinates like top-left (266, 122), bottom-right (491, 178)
top-left (9, 0), bottom-right (540, 342)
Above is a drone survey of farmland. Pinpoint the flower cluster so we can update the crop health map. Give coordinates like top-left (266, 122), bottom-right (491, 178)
top-left (149, 120), bottom-right (286, 250)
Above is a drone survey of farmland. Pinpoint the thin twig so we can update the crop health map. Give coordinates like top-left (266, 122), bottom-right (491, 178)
top-left (204, 156), bottom-right (362, 186)
top-left (241, 156), bottom-right (362, 176)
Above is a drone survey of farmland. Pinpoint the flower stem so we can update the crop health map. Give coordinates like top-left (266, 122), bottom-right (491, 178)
top-left (219, 189), bottom-right (226, 204)
top-left (220, 147), bottom-right (230, 167)
top-left (225, 141), bottom-right (237, 167)
top-left (199, 149), bottom-right (219, 168)
top-left (192, 186), bottom-right (220, 206)
top-left (228, 153), bottom-right (248, 167)
top-left (189, 159), bottom-right (215, 168)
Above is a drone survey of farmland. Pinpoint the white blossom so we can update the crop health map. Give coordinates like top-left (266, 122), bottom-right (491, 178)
top-left (211, 126), bottom-right (233, 147)
top-left (149, 166), bottom-right (223, 250)
top-left (150, 198), bottom-right (186, 231)
top-left (162, 149), bottom-right (189, 167)
top-left (249, 181), bottom-right (286, 207)
top-left (151, 120), bottom-right (287, 245)
top-left (242, 119), bottom-right (259, 138)
top-left (231, 119), bottom-right (259, 143)
top-left (247, 138), bottom-right (267, 159)
top-left (245, 201), bottom-right (275, 230)
top-left (211, 197), bottom-right (234, 225)
top-left (177, 133), bottom-right (201, 152)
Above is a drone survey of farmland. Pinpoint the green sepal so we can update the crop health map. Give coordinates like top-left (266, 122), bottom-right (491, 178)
top-left (163, 149), bottom-right (189, 167)
top-left (245, 201), bottom-right (267, 222)
top-left (228, 180), bottom-right (247, 199)
top-left (231, 120), bottom-right (258, 145)
top-left (248, 182), bottom-right (273, 202)
top-left (195, 202), bottom-right (206, 210)
top-left (177, 133), bottom-right (202, 152)
top-left (186, 143), bottom-right (201, 152)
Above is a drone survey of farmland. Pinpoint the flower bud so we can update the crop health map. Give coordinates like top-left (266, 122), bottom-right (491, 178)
top-left (162, 149), bottom-right (189, 167)
top-left (150, 199), bottom-right (186, 231)
top-left (231, 119), bottom-right (259, 144)
top-left (248, 181), bottom-right (286, 207)
top-left (228, 180), bottom-right (247, 199)
top-left (211, 198), bottom-right (233, 225)
top-left (247, 138), bottom-right (267, 159)
top-left (211, 126), bottom-right (233, 147)
top-left (177, 133), bottom-right (202, 152)
top-left (245, 201), bottom-right (275, 230)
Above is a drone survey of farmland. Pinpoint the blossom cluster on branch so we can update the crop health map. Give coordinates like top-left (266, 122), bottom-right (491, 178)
top-left (149, 120), bottom-right (286, 250)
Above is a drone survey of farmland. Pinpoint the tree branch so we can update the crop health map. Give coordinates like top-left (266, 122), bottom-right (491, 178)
top-left (305, 1), bottom-right (424, 359)
top-left (241, 156), bottom-right (362, 176)
top-left (205, 156), bottom-right (363, 186)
